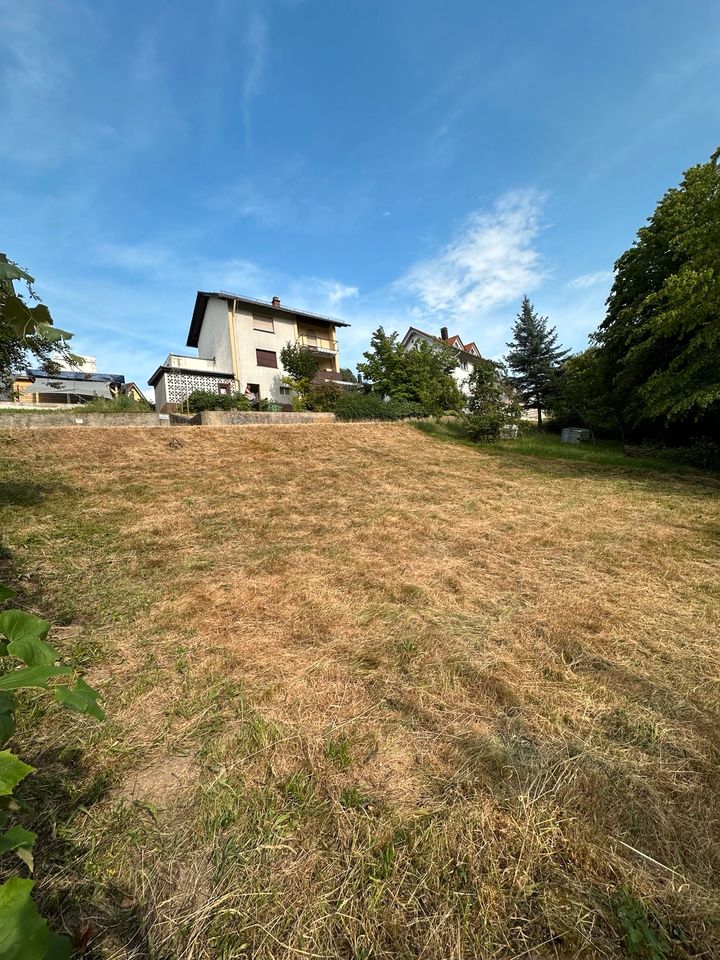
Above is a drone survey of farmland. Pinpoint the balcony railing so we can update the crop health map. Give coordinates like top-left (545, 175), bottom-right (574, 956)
top-left (313, 370), bottom-right (342, 383)
top-left (296, 334), bottom-right (338, 354)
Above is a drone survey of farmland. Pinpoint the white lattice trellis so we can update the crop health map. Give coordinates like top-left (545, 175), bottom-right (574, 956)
top-left (165, 371), bottom-right (231, 403)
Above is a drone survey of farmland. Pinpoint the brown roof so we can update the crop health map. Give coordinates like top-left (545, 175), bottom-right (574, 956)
top-left (402, 327), bottom-right (484, 362)
top-left (187, 291), bottom-right (351, 348)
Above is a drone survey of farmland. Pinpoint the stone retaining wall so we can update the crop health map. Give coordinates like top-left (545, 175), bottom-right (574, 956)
top-left (198, 411), bottom-right (336, 426)
top-left (0, 410), bottom-right (336, 429)
top-left (0, 412), bottom-right (170, 429)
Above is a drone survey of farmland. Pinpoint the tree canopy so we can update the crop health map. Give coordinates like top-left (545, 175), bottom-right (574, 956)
top-left (357, 327), bottom-right (464, 414)
top-left (595, 148), bottom-right (720, 435)
top-left (0, 255), bottom-right (74, 389)
top-left (505, 297), bottom-right (569, 426)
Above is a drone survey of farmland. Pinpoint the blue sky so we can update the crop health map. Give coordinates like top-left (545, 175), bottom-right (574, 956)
top-left (1, 0), bottom-right (719, 392)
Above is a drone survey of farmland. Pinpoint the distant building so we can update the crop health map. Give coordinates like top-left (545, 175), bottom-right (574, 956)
top-left (121, 382), bottom-right (147, 403)
top-left (9, 355), bottom-right (126, 405)
top-left (149, 292), bottom-right (351, 413)
top-left (401, 326), bottom-right (484, 396)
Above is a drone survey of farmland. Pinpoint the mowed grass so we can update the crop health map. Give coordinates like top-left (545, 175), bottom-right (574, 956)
top-left (0, 423), bottom-right (719, 959)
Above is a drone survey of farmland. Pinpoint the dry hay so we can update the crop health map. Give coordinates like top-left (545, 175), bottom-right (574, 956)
top-left (2, 423), bottom-right (720, 959)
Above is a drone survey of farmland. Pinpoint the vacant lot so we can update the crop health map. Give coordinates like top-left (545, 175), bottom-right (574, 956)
top-left (1, 424), bottom-right (719, 959)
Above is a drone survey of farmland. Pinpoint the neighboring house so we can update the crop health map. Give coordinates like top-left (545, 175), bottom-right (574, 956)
top-left (401, 325), bottom-right (484, 396)
top-left (121, 382), bottom-right (147, 403)
top-left (149, 292), bottom-right (351, 412)
top-left (10, 355), bottom-right (126, 405)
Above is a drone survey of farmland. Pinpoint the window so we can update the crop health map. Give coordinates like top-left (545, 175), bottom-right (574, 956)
top-left (254, 315), bottom-right (274, 333)
top-left (256, 349), bottom-right (278, 368)
top-left (217, 382), bottom-right (231, 395)
top-left (279, 384), bottom-right (292, 395)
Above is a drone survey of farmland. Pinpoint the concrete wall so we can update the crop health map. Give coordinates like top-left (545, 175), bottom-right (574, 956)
top-left (199, 410), bottom-right (336, 426)
top-left (197, 299), bottom-right (235, 373)
top-left (0, 412), bottom-right (170, 429)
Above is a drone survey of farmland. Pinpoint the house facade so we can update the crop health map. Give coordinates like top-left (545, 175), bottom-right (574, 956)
top-left (8, 355), bottom-right (126, 405)
top-left (149, 292), bottom-right (351, 412)
top-left (401, 325), bottom-right (484, 396)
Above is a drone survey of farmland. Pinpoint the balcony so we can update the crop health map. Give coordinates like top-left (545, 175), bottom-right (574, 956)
top-left (313, 370), bottom-right (342, 383)
top-left (296, 334), bottom-right (338, 354)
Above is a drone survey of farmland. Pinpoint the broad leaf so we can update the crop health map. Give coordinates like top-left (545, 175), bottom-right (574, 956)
top-left (0, 665), bottom-right (71, 691)
top-left (0, 713), bottom-right (15, 746)
top-left (33, 323), bottom-right (72, 345)
top-left (28, 304), bottom-right (53, 326)
top-left (55, 679), bottom-right (104, 721)
top-left (0, 587), bottom-right (16, 604)
top-left (45, 932), bottom-right (73, 960)
top-left (0, 752), bottom-right (35, 797)
top-left (2, 295), bottom-right (35, 337)
top-left (0, 826), bottom-right (37, 854)
top-left (0, 261), bottom-right (34, 284)
top-left (6, 633), bottom-right (60, 668)
top-left (0, 610), bottom-right (52, 645)
top-left (0, 825), bottom-right (37, 873)
top-left (0, 878), bottom-right (51, 960)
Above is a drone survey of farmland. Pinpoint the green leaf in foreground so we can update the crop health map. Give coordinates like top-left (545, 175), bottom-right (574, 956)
top-left (0, 666), bottom-right (72, 692)
top-left (55, 678), bottom-right (104, 721)
top-left (0, 752), bottom-right (35, 797)
top-left (0, 825), bottom-right (37, 854)
top-left (0, 825), bottom-right (37, 871)
top-left (0, 587), bottom-right (16, 604)
top-left (0, 877), bottom-right (55, 960)
top-left (0, 611), bottom-right (57, 667)
top-left (0, 693), bottom-right (15, 745)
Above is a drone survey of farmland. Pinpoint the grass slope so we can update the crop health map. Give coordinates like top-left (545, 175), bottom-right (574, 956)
top-left (0, 424), bottom-right (719, 959)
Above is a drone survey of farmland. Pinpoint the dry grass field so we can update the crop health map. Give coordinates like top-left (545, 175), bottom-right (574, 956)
top-left (1, 423), bottom-right (719, 959)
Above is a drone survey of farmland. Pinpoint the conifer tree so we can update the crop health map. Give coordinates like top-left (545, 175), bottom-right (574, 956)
top-left (505, 297), bottom-right (569, 427)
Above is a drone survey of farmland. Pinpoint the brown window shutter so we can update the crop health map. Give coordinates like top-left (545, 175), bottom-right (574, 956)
top-left (256, 349), bottom-right (278, 368)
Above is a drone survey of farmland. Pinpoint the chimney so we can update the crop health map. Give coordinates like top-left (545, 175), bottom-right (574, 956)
top-left (440, 326), bottom-right (449, 341)
top-left (272, 296), bottom-right (281, 307)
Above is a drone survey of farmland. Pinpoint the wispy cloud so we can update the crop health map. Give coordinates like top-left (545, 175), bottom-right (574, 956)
top-left (399, 189), bottom-right (547, 318)
top-left (242, 9), bottom-right (267, 141)
top-left (567, 269), bottom-right (613, 289)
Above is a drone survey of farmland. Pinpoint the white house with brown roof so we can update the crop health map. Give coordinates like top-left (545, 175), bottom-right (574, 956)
top-left (149, 292), bottom-right (351, 412)
top-left (401, 325), bottom-right (484, 396)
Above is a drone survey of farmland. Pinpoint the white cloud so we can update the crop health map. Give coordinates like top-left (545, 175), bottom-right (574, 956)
top-left (242, 10), bottom-right (267, 140)
top-left (399, 189), bottom-right (547, 319)
top-left (567, 269), bottom-right (613, 289)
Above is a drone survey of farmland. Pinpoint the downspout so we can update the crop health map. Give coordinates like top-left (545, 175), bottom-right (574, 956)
top-left (229, 299), bottom-right (241, 391)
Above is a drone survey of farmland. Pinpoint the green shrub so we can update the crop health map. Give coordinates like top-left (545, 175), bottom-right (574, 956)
top-left (307, 382), bottom-right (344, 412)
top-left (80, 394), bottom-right (153, 412)
top-left (333, 393), bottom-right (429, 421)
top-left (459, 408), bottom-right (508, 442)
top-left (186, 390), bottom-right (250, 413)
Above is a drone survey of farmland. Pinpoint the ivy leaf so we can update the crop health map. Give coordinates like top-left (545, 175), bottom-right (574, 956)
top-left (0, 587), bottom-right (16, 605)
top-left (0, 877), bottom-right (51, 959)
top-left (0, 666), bottom-right (72, 692)
top-left (55, 679), bottom-right (104, 721)
top-left (0, 752), bottom-right (35, 797)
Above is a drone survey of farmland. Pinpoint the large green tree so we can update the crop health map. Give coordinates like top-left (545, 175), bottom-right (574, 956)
top-left (505, 297), bottom-right (569, 427)
top-left (357, 327), bottom-right (463, 414)
top-left (0, 254), bottom-right (74, 389)
top-left (550, 348), bottom-right (623, 437)
top-left (596, 148), bottom-right (720, 436)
